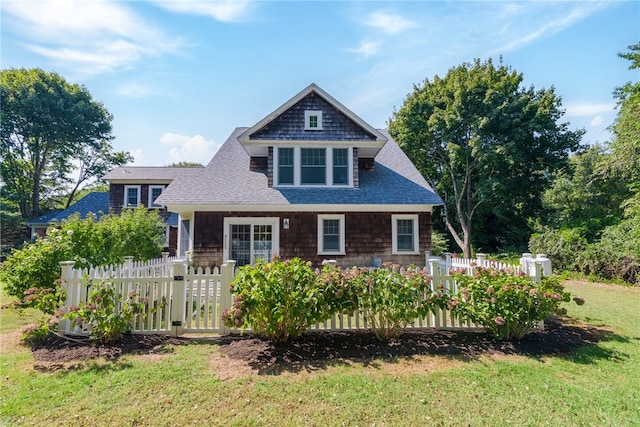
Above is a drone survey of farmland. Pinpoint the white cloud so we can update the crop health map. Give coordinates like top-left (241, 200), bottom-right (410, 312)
top-left (492, 2), bottom-right (610, 54)
top-left (160, 133), bottom-right (220, 164)
top-left (1, 0), bottom-right (181, 76)
top-left (564, 103), bottom-right (616, 117)
top-left (590, 115), bottom-right (604, 127)
top-left (151, 0), bottom-right (253, 22)
top-left (363, 11), bottom-right (416, 34)
top-left (346, 40), bottom-right (380, 58)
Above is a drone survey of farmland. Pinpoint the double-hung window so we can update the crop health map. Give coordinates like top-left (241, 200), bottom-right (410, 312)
top-left (392, 214), bottom-right (419, 254)
top-left (277, 147), bottom-right (294, 185)
top-left (318, 214), bottom-right (345, 255)
top-left (149, 185), bottom-right (165, 208)
top-left (301, 148), bottom-right (326, 185)
top-left (332, 148), bottom-right (349, 185)
top-left (124, 185), bottom-right (140, 208)
top-left (275, 147), bottom-right (351, 187)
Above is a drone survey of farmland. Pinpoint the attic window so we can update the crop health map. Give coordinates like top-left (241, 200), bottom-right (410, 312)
top-left (304, 110), bottom-right (323, 131)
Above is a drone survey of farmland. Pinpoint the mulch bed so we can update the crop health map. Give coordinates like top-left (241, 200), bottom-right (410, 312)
top-left (30, 317), bottom-right (608, 367)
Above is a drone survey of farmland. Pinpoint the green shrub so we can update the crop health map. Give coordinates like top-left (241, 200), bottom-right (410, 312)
top-left (0, 208), bottom-right (166, 301)
top-left (332, 264), bottom-right (444, 342)
top-left (222, 257), bottom-right (334, 342)
top-left (448, 268), bottom-right (573, 340)
top-left (529, 226), bottom-right (587, 271)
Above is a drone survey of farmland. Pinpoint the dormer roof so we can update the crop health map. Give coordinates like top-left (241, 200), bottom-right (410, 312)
top-left (238, 83), bottom-right (388, 158)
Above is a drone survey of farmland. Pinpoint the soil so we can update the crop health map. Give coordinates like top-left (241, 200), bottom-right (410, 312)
top-left (28, 317), bottom-right (610, 377)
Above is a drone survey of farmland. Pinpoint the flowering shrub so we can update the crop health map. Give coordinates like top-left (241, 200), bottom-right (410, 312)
top-left (448, 268), bottom-right (576, 340)
top-left (64, 279), bottom-right (150, 344)
top-left (329, 264), bottom-right (444, 341)
top-left (222, 257), bottom-right (334, 342)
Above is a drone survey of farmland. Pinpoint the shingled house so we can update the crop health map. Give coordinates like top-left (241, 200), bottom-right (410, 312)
top-left (153, 83), bottom-right (443, 268)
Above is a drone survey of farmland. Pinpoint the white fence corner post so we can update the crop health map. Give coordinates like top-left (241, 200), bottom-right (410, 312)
top-left (58, 261), bottom-right (76, 335)
top-left (476, 253), bottom-right (486, 268)
top-left (123, 256), bottom-right (134, 273)
top-left (219, 260), bottom-right (236, 335)
top-left (171, 261), bottom-right (187, 337)
top-left (532, 261), bottom-right (543, 283)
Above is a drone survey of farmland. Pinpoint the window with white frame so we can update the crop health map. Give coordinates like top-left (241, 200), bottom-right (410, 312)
top-left (301, 148), bottom-right (326, 185)
top-left (304, 110), bottom-right (323, 130)
top-left (124, 185), bottom-right (141, 208)
top-left (318, 214), bottom-right (345, 255)
top-left (277, 147), bottom-right (294, 185)
top-left (274, 147), bottom-right (351, 187)
top-left (392, 214), bottom-right (419, 254)
top-left (149, 185), bottom-right (165, 208)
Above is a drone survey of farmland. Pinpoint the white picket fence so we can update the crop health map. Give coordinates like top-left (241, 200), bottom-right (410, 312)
top-left (57, 253), bottom-right (549, 337)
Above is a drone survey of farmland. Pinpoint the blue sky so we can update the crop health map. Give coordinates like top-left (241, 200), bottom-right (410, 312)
top-left (1, 1), bottom-right (638, 166)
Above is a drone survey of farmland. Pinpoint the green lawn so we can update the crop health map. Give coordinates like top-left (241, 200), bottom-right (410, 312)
top-left (1, 280), bottom-right (639, 426)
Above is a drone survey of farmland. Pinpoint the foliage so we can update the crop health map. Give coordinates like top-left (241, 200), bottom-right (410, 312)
top-left (608, 43), bottom-right (640, 184)
top-left (166, 161), bottom-right (204, 168)
top-left (448, 268), bottom-right (574, 340)
top-left (0, 68), bottom-right (129, 219)
top-left (539, 145), bottom-right (629, 242)
top-left (388, 58), bottom-right (584, 257)
top-left (222, 257), bottom-right (333, 342)
top-left (529, 227), bottom-right (588, 272)
top-left (338, 264), bottom-right (443, 341)
top-left (64, 278), bottom-right (148, 344)
top-left (0, 207), bottom-right (166, 300)
top-left (577, 217), bottom-right (640, 285)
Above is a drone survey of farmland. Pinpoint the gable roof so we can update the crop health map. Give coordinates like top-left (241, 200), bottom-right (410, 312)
top-left (27, 192), bottom-right (110, 226)
top-left (238, 83), bottom-right (388, 158)
top-left (155, 128), bottom-right (442, 212)
top-left (102, 166), bottom-right (203, 183)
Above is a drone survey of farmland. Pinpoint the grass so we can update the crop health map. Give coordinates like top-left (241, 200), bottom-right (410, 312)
top-left (1, 280), bottom-right (639, 426)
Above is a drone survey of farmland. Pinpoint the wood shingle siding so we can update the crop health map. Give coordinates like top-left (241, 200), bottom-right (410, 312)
top-left (250, 93), bottom-right (378, 141)
top-left (192, 211), bottom-right (432, 269)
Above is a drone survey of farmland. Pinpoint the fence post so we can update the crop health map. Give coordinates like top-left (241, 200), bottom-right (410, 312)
top-left (123, 256), bottom-right (134, 273)
top-left (171, 261), bottom-right (186, 337)
top-left (476, 253), bottom-right (486, 268)
top-left (532, 261), bottom-right (543, 283)
top-left (219, 260), bottom-right (236, 335)
top-left (444, 252), bottom-right (452, 275)
top-left (429, 258), bottom-right (441, 328)
top-left (58, 261), bottom-right (76, 335)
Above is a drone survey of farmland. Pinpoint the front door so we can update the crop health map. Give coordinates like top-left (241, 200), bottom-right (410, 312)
top-left (224, 218), bottom-right (279, 266)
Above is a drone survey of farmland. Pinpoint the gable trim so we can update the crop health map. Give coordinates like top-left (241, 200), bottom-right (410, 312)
top-left (238, 83), bottom-right (388, 144)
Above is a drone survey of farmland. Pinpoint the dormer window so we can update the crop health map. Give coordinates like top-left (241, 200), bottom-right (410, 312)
top-left (274, 146), bottom-right (352, 187)
top-left (304, 110), bottom-right (323, 131)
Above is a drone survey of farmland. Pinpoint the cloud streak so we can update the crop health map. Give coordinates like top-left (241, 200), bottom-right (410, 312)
top-left (1, 0), bottom-right (181, 77)
top-left (160, 133), bottom-right (221, 164)
top-left (151, 0), bottom-right (254, 22)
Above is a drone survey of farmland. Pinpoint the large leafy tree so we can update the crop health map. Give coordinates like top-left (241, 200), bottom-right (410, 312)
top-left (389, 58), bottom-right (584, 257)
top-left (0, 68), bottom-right (129, 218)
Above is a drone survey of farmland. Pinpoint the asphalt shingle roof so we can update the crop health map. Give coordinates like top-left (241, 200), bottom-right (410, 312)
top-left (102, 166), bottom-right (203, 182)
top-left (27, 192), bottom-right (110, 225)
top-left (156, 128), bottom-right (442, 207)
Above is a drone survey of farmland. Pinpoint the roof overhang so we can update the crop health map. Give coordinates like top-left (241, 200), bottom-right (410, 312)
top-left (163, 203), bottom-right (436, 215)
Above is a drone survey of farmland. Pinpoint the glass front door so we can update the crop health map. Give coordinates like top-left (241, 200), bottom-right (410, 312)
top-left (227, 219), bottom-right (277, 266)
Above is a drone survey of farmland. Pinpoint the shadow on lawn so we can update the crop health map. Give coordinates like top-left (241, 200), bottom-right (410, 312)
top-left (211, 318), bottom-right (624, 375)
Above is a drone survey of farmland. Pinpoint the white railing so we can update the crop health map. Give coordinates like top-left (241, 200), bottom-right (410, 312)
top-left (57, 253), bottom-right (550, 337)
top-left (58, 258), bottom-right (235, 337)
top-left (428, 252), bottom-right (551, 278)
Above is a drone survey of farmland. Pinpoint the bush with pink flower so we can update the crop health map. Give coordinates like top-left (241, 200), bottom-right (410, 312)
top-left (447, 268), bottom-right (580, 340)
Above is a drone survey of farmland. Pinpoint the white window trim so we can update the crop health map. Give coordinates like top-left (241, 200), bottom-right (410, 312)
top-left (392, 214), bottom-right (420, 255)
top-left (304, 110), bottom-right (323, 130)
top-left (124, 185), bottom-right (141, 208)
top-left (149, 185), bottom-right (165, 209)
top-left (317, 214), bottom-right (345, 256)
top-left (223, 217), bottom-right (280, 264)
top-left (274, 146), bottom-right (352, 188)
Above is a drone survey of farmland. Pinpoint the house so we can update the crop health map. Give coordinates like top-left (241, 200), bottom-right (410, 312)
top-left (152, 83), bottom-right (443, 268)
top-left (27, 191), bottom-right (110, 239)
top-left (101, 167), bottom-right (203, 255)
